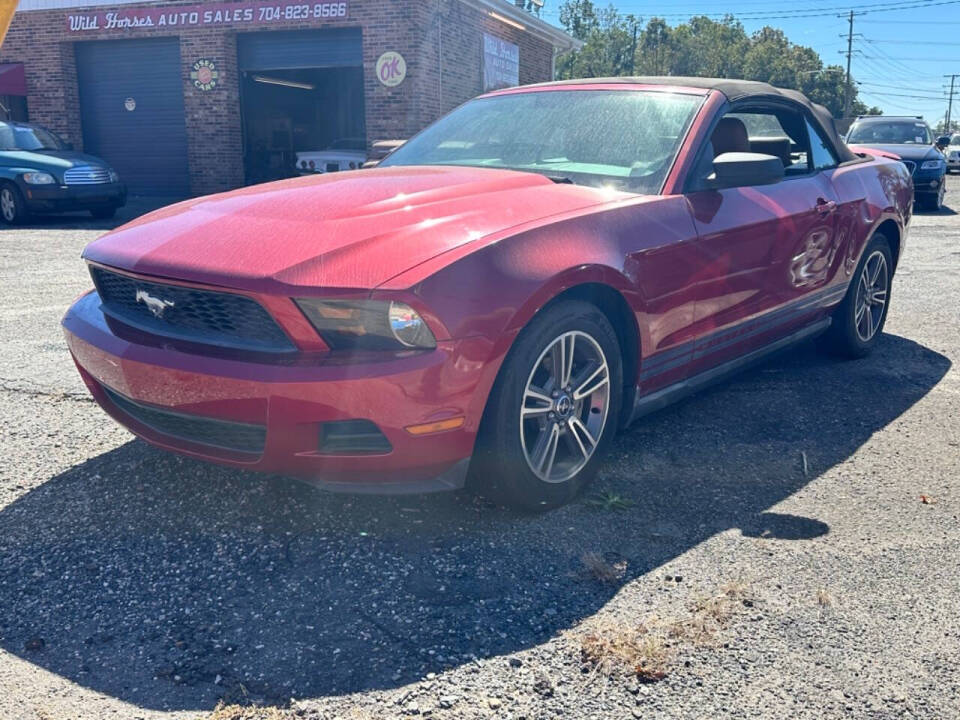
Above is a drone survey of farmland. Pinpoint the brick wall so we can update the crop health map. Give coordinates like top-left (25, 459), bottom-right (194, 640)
top-left (0, 0), bottom-right (557, 196)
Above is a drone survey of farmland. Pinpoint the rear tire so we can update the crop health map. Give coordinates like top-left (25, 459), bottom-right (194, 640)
top-left (821, 233), bottom-right (893, 359)
top-left (470, 300), bottom-right (622, 511)
top-left (90, 206), bottom-right (117, 220)
top-left (0, 183), bottom-right (28, 225)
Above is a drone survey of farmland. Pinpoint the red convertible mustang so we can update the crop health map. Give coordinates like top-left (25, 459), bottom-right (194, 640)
top-left (63, 77), bottom-right (912, 509)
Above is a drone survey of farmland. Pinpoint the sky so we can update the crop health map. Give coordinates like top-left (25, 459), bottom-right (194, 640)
top-left (537, 0), bottom-right (960, 127)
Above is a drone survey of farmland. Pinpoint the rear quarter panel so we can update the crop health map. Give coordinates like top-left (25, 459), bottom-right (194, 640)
top-left (828, 155), bottom-right (912, 271)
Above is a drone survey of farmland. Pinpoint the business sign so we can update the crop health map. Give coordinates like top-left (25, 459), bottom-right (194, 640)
top-left (376, 51), bottom-right (406, 88)
top-left (67, 1), bottom-right (348, 33)
top-left (191, 58), bottom-right (219, 91)
top-left (482, 33), bottom-right (519, 92)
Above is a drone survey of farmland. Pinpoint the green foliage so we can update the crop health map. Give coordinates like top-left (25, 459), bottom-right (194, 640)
top-left (556, 4), bottom-right (878, 118)
top-left (583, 488), bottom-right (635, 511)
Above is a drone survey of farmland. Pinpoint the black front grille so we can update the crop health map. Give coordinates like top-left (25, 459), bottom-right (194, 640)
top-left (102, 385), bottom-right (266, 455)
top-left (91, 267), bottom-right (295, 353)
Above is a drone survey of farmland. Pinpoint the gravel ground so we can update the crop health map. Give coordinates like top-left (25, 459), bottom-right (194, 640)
top-left (1, 184), bottom-right (958, 720)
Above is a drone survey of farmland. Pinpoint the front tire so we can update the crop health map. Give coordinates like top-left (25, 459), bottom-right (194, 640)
top-left (821, 233), bottom-right (893, 358)
top-left (921, 183), bottom-right (945, 211)
top-left (471, 300), bottom-right (623, 511)
top-left (0, 183), bottom-right (28, 225)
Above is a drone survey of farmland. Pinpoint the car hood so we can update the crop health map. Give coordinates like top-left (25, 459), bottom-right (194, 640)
top-left (0, 149), bottom-right (111, 170)
top-left (83, 166), bottom-right (627, 293)
top-left (847, 143), bottom-right (940, 161)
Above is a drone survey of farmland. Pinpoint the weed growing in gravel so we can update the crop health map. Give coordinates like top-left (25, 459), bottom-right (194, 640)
top-left (581, 551), bottom-right (628, 583)
top-left (578, 581), bottom-right (751, 682)
top-left (203, 703), bottom-right (291, 720)
top-left (583, 488), bottom-right (636, 510)
top-left (581, 619), bottom-right (672, 682)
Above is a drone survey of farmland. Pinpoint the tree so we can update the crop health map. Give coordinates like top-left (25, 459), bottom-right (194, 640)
top-left (556, 4), bottom-right (879, 118)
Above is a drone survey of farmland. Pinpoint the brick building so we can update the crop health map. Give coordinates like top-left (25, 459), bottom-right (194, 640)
top-left (0, 0), bottom-right (577, 196)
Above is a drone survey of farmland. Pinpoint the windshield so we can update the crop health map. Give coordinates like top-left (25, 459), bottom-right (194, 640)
top-left (950, 135), bottom-right (960, 146)
top-left (846, 121), bottom-right (932, 145)
top-left (381, 90), bottom-right (704, 193)
top-left (0, 123), bottom-right (64, 151)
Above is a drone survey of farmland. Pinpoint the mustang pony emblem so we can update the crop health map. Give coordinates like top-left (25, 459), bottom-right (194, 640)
top-left (135, 289), bottom-right (175, 318)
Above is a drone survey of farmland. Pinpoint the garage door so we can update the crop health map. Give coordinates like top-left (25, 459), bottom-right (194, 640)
top-left (75, 38), bottom-right (189, 197)
top-left (237, 28), bottom-right (362, 71)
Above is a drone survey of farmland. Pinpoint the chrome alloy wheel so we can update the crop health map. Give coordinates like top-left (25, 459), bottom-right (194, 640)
top-left (854, 250), bottom-right (889, 342)
top-left (0, 188), bottom-right (16, 222)
top-left (520, 330), bottom-right (611, 483)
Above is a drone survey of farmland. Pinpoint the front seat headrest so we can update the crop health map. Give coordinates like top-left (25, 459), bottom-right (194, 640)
top-left (711, 117), bottom-right (751, 155)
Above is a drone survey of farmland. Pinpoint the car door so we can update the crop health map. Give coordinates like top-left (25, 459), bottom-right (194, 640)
top-left (682, 104), bottom-right (842, 377)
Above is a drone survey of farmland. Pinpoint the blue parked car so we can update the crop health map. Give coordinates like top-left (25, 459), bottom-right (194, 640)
top-left (0, 120), bottom-right (126, 225)
top-left (845, 115), bottom-right (947, 211)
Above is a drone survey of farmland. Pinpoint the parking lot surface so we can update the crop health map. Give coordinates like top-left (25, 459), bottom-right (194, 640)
top-left (1, 185), bottom-right (958, 720)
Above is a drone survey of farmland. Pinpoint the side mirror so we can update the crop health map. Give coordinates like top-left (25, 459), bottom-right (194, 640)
top-left (712, 152), bottom-right (784, 188)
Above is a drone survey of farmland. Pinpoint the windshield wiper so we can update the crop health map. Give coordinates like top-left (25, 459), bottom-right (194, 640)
top-left (544, 175), bottom-right (574, 184)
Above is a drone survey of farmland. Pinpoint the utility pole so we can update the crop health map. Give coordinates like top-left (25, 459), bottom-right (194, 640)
top-left (946, 74), bottom-right (958, 133)
top-left (842, 10), bottom-right (855, 120)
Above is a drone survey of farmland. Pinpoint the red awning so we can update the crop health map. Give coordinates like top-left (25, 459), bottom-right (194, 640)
top-left (0, 63), bottom-right (26, 96)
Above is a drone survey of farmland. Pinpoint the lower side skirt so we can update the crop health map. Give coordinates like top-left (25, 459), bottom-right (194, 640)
top-left (627, 318), bottom-right (831, 425)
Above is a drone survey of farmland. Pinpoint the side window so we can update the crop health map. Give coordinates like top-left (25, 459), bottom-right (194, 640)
top-left (688, 104), bottom-right (819, 190)
top-left (806, 118), bottom-right (838, 170)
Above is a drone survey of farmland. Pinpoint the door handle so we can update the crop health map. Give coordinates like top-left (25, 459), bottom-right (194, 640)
top-left (816, 198), bottom-right (837, 215)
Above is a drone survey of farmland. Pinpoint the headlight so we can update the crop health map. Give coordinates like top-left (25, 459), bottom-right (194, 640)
top-left (108, 169), bottom-right (120, 183)
top-left (22, 171), bottom-right (56, 185)
top-left (295, 298), bottom-right (436, 351)
top-left (920, 159), bottom-right (944, 170)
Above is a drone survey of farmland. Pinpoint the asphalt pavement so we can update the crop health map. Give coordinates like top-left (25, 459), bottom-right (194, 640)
top-left (0, 184), bottom-right (958, 720)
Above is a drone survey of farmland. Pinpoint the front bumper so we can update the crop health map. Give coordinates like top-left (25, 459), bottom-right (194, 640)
top-left (63, 290), bottom-right (490, 493)
top-left (912, 172), bottom-right (945, 198)
top-left (21, 181), bottom-right (127, 213)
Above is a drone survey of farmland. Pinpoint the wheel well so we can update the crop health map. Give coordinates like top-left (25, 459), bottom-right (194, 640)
top-left (876, 219), bottom-right (901, 268)
top-left (542, 283), bottom-right (639, 428)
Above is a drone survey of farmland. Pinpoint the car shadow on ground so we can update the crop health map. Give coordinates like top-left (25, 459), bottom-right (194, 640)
top-left (914, 204), bottom-right (957, 216)
top-left (0, 334), bottom-right (950, 711)
top-left (14, 196), bottom-right (181, 231)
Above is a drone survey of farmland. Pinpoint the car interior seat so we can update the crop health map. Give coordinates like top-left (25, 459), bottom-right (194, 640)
top-left (691, 116), bottom-right (752, 186)
top-left (749, 137), bottom-right (792, 166)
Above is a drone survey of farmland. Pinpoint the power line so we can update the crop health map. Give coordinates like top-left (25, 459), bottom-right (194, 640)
top-left (860, 90), bottom-right (947, 99)
top-left (868, 39), bottom-right (960, 45)
top-left (858, 18), bottom-right (960, 23)
top-left (565, 0), bottom-right (960, 20)
top-left (858, 80), bottom-right (950, 91)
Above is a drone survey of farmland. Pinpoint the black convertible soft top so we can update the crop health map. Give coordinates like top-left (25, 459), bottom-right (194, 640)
top-left (525, 76), bottom-right (857, 163)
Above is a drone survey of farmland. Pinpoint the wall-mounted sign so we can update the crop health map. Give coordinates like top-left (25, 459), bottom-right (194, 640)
top-left (376, 51), bottom-right (406, 88)
top-left (190, 58), bottom-right (219, 91)
top-left (123, 97), bottom-right (136, 111)
top-left (66, 1), bottom-right (348, 33)
top-left (482, 33), bottom-right (519, 92)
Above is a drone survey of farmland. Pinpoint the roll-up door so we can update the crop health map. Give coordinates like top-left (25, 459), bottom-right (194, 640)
top-left (75, 38), bottom-right (189, 196)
